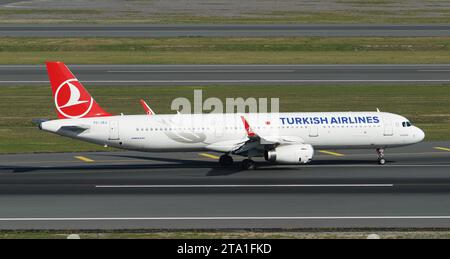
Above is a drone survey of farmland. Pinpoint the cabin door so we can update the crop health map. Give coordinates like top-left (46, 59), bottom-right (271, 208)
top-left (109, 121), bottom-right (120, 140)
top-left (309, 125), bottom-right (319, 137)
top-left (383, 120), bottom-right (394, 136)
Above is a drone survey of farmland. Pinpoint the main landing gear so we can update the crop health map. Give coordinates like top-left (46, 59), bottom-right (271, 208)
top-left (219, 154), bottom-right (234, 167)
top-left (219, 154), bottom-right (256, 170)
top-left (377, 148), bottom-right (386, 165)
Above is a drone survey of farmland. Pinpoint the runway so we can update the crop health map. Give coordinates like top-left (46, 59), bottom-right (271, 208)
top-left (1, 64), bottom-right (450, 86)
top-left (0, 25), bottom-right (450, 37)
top-left (0, 141), bottom-right (450, 230)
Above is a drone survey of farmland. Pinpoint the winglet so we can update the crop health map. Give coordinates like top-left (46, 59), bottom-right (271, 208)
top-left (139, 99), bottom-right (155, 115)
top-left (241, 116), bottom-right (257, 138)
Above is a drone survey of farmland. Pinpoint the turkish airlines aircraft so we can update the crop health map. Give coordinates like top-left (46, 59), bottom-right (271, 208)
top-left (36, 62), bottom-right (425, 170)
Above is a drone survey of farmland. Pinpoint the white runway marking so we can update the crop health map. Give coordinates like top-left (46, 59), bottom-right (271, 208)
top-left (0, 216), bottom-right (449, 221)
top-left (304, 164), bottom-right (450, 168)
top-left (95, 184), bottom-right (394, 188)
top-left (418, 70), bottom-right (450, 72)
top-left (107, 70), bottom-right (295, 73)
top-left (1, 64), bottom-right (450, 68)
top-left (1, 79), bottom-right (450, 84)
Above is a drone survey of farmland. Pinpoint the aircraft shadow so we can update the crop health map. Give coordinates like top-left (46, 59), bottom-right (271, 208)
top-left (99, 154), bottom-right (248, 176)
top-left (0, 155), bottom-right (391, 176)
top-left (0, 154), bottom-right (245, 176)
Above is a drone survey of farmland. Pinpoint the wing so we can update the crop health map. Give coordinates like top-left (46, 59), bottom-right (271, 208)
top-left (206, 116), bottom-right (305, 156)
top-left (240, 116), bottom-right (304, 144)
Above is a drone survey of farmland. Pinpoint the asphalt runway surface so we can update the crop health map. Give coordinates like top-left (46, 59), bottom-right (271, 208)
top-left (0, 25), bottom-right (450, 37)
top-left (0, 141), bottom-right (449, 230)
top-left (1, 64), bottom-right (450, 86)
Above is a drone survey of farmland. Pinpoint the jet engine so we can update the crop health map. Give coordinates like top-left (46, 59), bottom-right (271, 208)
top-left (265, 144), bottom-right (314, 164)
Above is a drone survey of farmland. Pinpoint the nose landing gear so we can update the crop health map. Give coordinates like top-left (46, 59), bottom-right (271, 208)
top-left (377, 148), bottom-right (386, 165)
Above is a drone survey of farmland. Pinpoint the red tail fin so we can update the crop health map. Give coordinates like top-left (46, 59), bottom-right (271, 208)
top-left (46, 61), bottom-right (111, 119)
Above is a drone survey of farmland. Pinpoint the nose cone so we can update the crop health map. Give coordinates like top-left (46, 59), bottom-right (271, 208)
top-left (415, 127), bottom-right (425, 143)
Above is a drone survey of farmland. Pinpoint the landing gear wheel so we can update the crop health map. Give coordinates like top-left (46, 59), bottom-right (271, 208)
top-left (241, 159), bottom-right (256, 170)
top-left (376, 148), bottom-right (386, 165)
top-left (219, 155), bottom-right (234, 167)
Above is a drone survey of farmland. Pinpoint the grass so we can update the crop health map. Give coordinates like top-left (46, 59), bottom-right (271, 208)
top-left (1, 230), bottom-right (450, 239)
top-left (0, 9), bottom-right (450, 24)
top-left (0, 37), bottom-right (449, 64)
top-left (335, 0), bottom-right (397, 4)
top-left (2, 37), bottom-right (450, 52)
top-left (0, 84), bottom-right (449, 154)
top-left (0, 9), bottom-right (102, 15)
top-left (2, 50), bottom-right (449, 64)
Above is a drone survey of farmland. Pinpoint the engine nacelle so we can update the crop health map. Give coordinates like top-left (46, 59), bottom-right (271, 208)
top-left (265, 144), bottom-right (314, 164)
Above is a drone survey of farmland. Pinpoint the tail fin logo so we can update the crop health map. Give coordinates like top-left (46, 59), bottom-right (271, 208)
top-left (54, 79), bottom-right (93, 119)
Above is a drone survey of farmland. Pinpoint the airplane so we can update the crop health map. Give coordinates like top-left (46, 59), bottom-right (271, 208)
top-left (35, 62), bottom-right (425, 170)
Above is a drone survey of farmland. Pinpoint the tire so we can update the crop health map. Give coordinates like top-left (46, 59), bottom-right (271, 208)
top-left (378, 158), bottom-right (386, 165)
top-left (219, 155), bottom-right (233, 167)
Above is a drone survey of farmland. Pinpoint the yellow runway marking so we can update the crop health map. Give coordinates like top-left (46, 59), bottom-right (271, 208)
top-left (319, 150), bottom-right (345, 157)
top-left (74, 156), bottom-right (95, 162)
top-left (199, 153), bottom-right (220, 160)
top-left (434, 147), bottom-right (450, 152)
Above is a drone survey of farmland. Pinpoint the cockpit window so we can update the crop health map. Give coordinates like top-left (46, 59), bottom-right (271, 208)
top-left (402, 121), bottom-right (412, 127)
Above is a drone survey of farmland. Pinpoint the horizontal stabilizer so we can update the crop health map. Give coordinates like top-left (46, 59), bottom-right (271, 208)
top-left (59, 125), bottom-right (90, 133)
top-left (32, 118), bottom-right (49, 130)
top-left (32, 118), bottom-right (49, 125)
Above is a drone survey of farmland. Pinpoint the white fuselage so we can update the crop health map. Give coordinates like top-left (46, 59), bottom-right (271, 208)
top-left (40, 111), bottom-right (425, 155)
